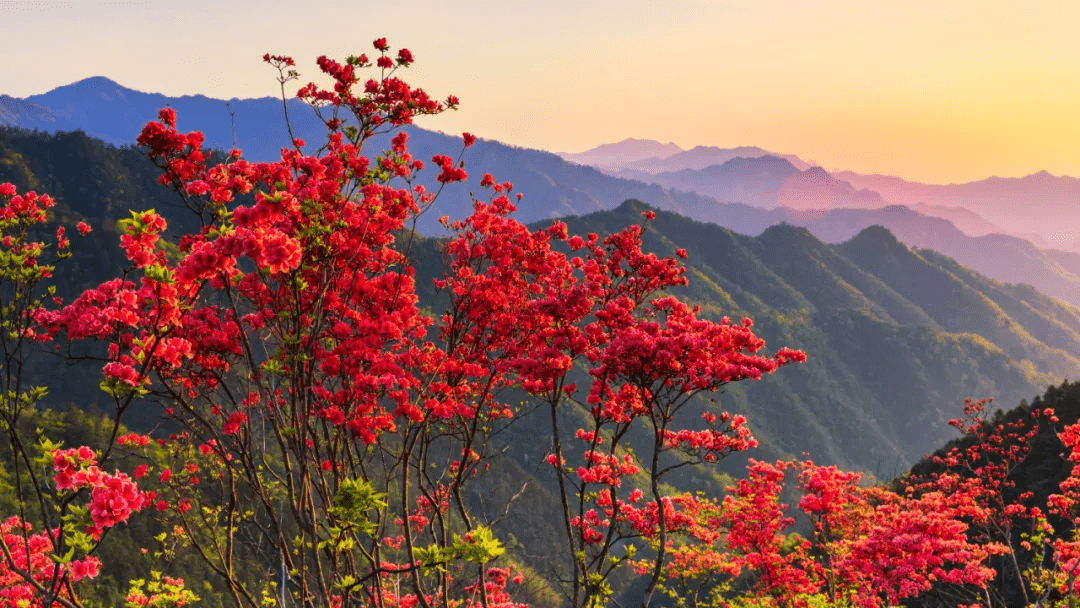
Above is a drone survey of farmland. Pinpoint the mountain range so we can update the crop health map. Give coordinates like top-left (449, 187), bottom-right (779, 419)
top-left (5, 78), bottom-right (1078, 250)
top-left (3, 119), bottom-right (1079, 477)
top-left (556, 137), bottom-right (683, 168)
top-left (1, 77), bottom-right (742, 236)
top-left (7, 78), bottom-right (1080, 475)
top-left (7, 77), bottom-right (1080, 315)
top-left (560, 138), bottom-right (1080, 252)
top-left (560, 141), bottom-right (814, 176)
top-left (545, 202), bottom-right (1080, 476)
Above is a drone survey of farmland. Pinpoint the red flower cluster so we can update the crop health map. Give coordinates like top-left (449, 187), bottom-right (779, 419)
top-left (0, 517), bottom-right (101, 607)
top-left (52, 447), bottom-right (150, 537)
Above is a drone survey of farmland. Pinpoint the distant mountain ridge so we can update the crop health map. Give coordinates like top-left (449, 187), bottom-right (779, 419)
top-left (566, 138), bottom-right (1080, 254)
top-left (557, 139), bottom-right (815, 175)
top-left (3, 76), bottom-right (324, 159)
top-left (1, 77), bottom-right (743, 235)
top-left (682, 202), bottom-right (1080, 313)
top-left (834, 169), bottom-right (1080, 250)
top-left (558, 137), bottom-right (682, 168)
top-left (7, 77), bottom-right (1080, 309)
top-left (649, 155), bottom-right (802, 208)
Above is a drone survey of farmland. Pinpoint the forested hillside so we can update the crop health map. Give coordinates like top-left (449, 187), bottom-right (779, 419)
top-left (6, 119), bottom-right (1080, 606)
top-left (4, 124), bottom-right (1077, 475)
top-left (536, 201), bottom-right (1080, 473)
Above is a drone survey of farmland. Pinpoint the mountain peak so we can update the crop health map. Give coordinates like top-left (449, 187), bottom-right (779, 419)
top-left (41, 76), bottom-right (128, 97)
top-left (615, 137), bottom-right (676, 146)
top-left (26, 76), bottom-right (148, 108)
top-left (848, 224), bottom-right (903, 249)
top-left (718, 155), bottom-right (798, 172)
top-left (558, 139), bottom-right (683, 168)
top-left (614, 199), bottom-right (650, 213)
top-left (759, 221), bottom-right (818, 245)
top-left (68, 76), bottom-right (123, 89)
top-left (571, 138), bottom-right (681, 156)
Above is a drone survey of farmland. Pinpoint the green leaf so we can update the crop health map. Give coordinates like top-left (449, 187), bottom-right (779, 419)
top-left (331, 477), bottom-right (386, 534)
top-left (52, 546), bottom-right (75, 564)
top-left (335, 574), bottom-right (357, 591)
top-left (412, 544), bottom-right (450, 574)
top-left (454, 525), bottom-right (504, 565)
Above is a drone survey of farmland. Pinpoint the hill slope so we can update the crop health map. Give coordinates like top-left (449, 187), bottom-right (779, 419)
top-left (505, 202), bottom-right (1080, 474)
top-left (3, 124), bottom-right (1080, 475)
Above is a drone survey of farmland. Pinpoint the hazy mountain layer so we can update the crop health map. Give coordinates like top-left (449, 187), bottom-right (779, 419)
top-left (557, 139), bottom-right (813, 174)
top-left (836, 169), bottom-right (1080, 252)
top-left (557, 137), bottom-right (682, 168)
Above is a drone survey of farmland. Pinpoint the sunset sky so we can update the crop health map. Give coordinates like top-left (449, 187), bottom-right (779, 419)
top-left (4, 0), bottom-right (1079, 184)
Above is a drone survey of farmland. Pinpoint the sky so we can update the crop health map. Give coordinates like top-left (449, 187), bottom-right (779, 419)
top-left (3, 0), bottom-right (1080, 184)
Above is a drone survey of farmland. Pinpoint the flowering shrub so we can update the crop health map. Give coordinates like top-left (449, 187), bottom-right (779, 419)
top-left (51, 446), bottom-right (149, 537)
top-left (11, 34), bottom-right (1080, 608)
top-left (642, 399), bottom-right (1080, 608)
top-left (3, 35), bottom-right (808, 606)
top-left (0, 516), bottom-right (101, 608)
top-left (0, 180), bottom-right (113, 608)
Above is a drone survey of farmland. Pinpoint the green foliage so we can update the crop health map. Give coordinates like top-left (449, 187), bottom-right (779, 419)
top-left (455, 525), bottom-right (505, 565)
top-left (331, 477), bottom-right (387, 535)
top-left (125, 570), bottom-right (200, 608)
top-left (413, 525), bottom-right (505, 574)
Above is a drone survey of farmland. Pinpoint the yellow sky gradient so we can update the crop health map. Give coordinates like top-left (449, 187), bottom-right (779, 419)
top-left (3, 0), bottom-right (1079, 184)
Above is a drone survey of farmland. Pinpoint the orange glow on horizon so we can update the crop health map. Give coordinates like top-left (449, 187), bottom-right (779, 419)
top-left (3, 0), bottom-right (1078, 184)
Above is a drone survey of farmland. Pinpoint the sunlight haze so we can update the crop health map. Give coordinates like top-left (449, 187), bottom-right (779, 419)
top-left (3, 0), bottom-right (1079, 183)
